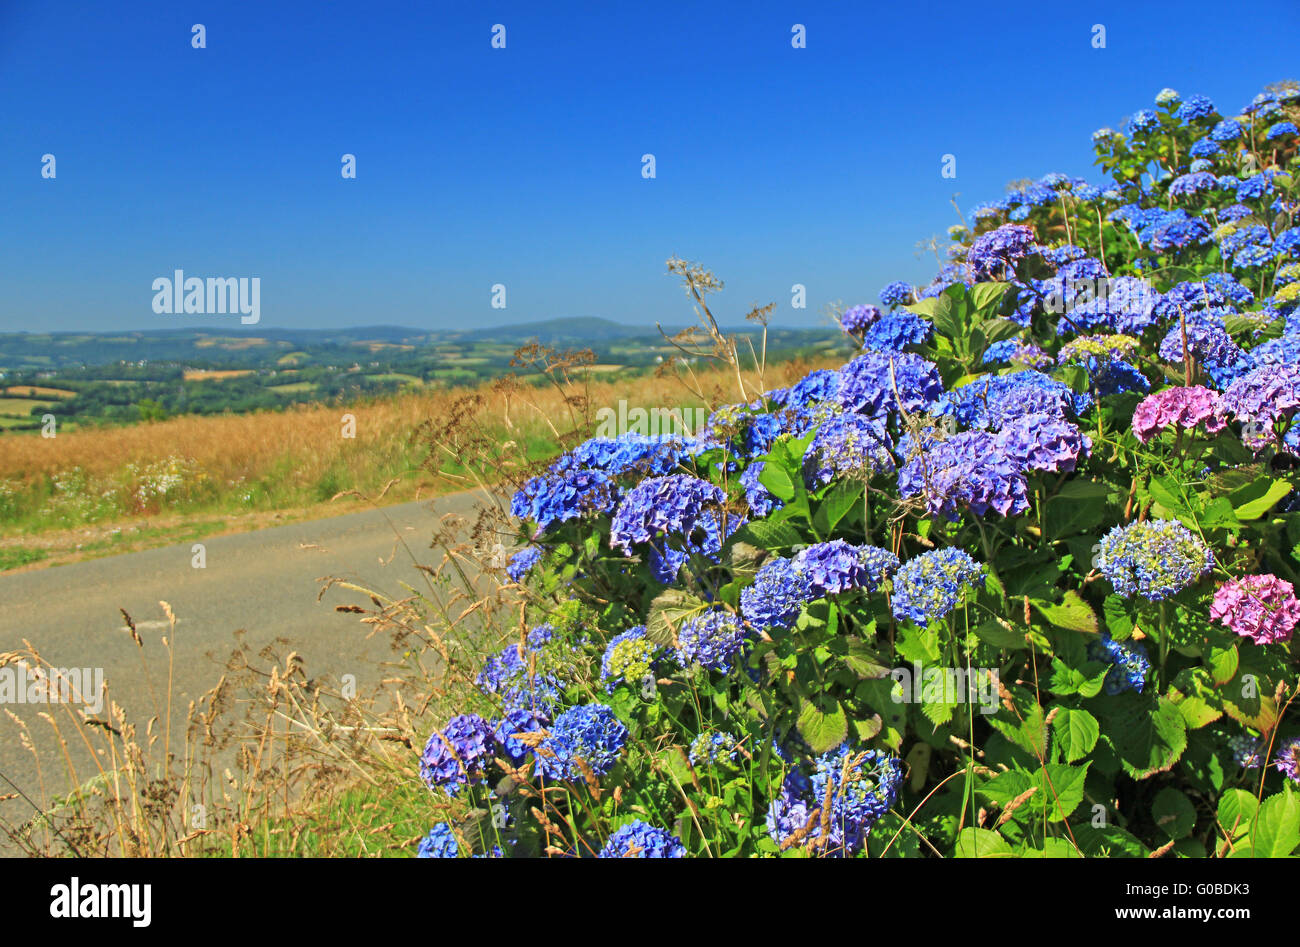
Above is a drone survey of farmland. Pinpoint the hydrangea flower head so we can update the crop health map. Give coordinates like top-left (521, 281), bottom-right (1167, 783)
top-left (804, 413), bottom-right (895, 486)
top-left (833, 351), bottom-right (943, 419)
top-left (1088, 633), bottom-right (1151, 695)
top-left (861, 311), bottom-right (933, 351)
top-left (420, 713), bottom-right (498, 795)
top-left (675, 608), bottom-right (749, 673)
top-left (535, 703), bottom-right (629, 783)
top-left (839, 304), bottom-right (882, 335)
top-left (1275, 737), bottom-right (1300, 784)
top-left (599, 821), bottom-right (686, 858)
top-left (968, 224), bottom-right (1039, 279)
top-left (506, 546), bottom-right (542, 582)
top-left (417, 823), bottom-right (459, 858)
top-left (879, 281), bottom-right (914, 307)
top-left (740, 555), bottom-right (814, 631)
top-left (609, 474), bottom-right (726, 555)
top-left (1097, 519), bottom-right (1214, 601)
top-left (1210, 574), bottom-right (1300, 645)
top-left (898, 430), bottom-right (1029, 519)
top-left (600, 625), bottom-right (662, 692)
top-left (766, 745), bottom-right (903, 856)
top-left (1229, 734), bottom-right (1263, 769)
top-left (1221, 363), bottom-right (1300, 426)
top-left (993, 414), bottom-right (1091, 473)
top-left (1131, 386), bottom-right (1227, 443)
top-left (891, 548), bottom-right (986, 627)
top-left (689, 731), bottom-right (741, 766)
top-left (793, 540), bottom-right (900, 596)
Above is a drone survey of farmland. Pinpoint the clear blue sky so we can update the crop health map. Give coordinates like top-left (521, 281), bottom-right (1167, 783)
top-left (2, 0), bottom-right (1297, 333)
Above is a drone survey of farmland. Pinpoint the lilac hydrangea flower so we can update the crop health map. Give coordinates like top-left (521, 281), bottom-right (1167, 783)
top-left (898, 430), bottom-right (1029, 519)
top-left (968, 224), bottom-right (1039, 279)
top-left (993, 414), bottom-right (1091, 473)
top-left (675, 609), bottom-right (749, 673)
top-left (420, 714), bottom-right (498, 795)
top-left (1131, 386), bottom-right (1227, 443)
top-left (839, 304), bottom-right (882, 334)
top-left (609, 474), bottom-right (726, 555)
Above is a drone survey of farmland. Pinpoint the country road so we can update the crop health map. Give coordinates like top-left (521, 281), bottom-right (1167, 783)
top-left (0, 489), bottom-right (492, 854)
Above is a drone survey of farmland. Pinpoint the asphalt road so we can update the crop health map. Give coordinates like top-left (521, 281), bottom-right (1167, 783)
top-left (0, 490), bottom-right (488, 853)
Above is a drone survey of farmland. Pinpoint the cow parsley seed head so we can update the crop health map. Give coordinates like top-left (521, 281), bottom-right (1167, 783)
top-left (1097, 519), bottom-right (1214, 601)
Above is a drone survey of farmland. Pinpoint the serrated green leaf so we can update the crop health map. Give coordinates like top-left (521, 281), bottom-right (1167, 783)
top-left (1032, 590), bottom-right (1098, 634)
top-left (645, 588), bottom-right (708, 646)
top-left (1152, 787), bottom-right (1197, 839)
top-left (1053, 707), bottom-right (1100, 762)
top-left (797, 699), bottom-right (848, 754)
top-left (1237, 789), bottom-right (1300, 857)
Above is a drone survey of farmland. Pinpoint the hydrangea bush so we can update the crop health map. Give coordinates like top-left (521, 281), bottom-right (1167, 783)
top-left (416, 81), bottom-right (1300, 858)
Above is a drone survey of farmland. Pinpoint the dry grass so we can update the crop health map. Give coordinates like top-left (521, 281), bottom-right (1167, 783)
top-left (0, 352), bottom-right (844, 505)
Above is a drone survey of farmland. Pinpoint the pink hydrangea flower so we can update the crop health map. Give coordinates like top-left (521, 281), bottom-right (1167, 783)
top-left (1209, 574), bottom-right (1300, 645)
top-left (1131, 386), bottom-right (1227, 443)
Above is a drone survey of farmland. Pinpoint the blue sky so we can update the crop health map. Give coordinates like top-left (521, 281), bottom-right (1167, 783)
top-left (2, 0), bottom-right (1298, 333)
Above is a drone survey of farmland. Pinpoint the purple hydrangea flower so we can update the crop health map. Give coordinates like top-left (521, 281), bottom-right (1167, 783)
top-left (899, 431), bottom-right (1029, 519)
top-left (675, 609), bottom-right (749, 673)
top-left (993, 414), bottom-right (1091, 473)
top-left (833, 351), bottom-right (944, 420)
top-left (420, 714), bottom-right (498, 795)
top-left (610, 474), bottom-right (726, 555)
top-left (600, 821), bottom-right (686, 858)
top-left (1210, 574), bottom-right (1300, 645)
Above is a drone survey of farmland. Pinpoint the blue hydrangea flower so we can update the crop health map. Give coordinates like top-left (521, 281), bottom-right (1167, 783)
top-left (493, 704), bottom-right (550, 765)
top-left (740, 461), bottom-right (779, 517)
top-left (600, 625), bottom-right (662, 693)
top-left (1229, 734), bottom-right (1263, 769)
top-left (879, 280), bottom-right (914, 308)
top-left (795, 540), bottom-right (899, 595)
top-left (599, 821), bottom-right (685, 858)
top-left (1088, 633), bottom-right (1151, 695)
top-left (511, 468), bottom-right (616, 534)
top-left (993, 414), bottom-right (1091, 473)
top-left (1097, 519), bottom-right (1214, 601)
top-left (861, 311), bottom-right (933, 351)
top-left (941, 371), bottom-right (1090, 431)
top-left (804, 413), bottom-right (895, 486)
top-left (675, 609), bottom-right (749, 673)
top-left (1175, 94), bottom-right (1215, 122)
top-left (1127, 109), bottom-right (1159, 135)
top-left (968, 224), bottom-right (1039, 279)
top-left (535, 703), bottom-right (629, 783)
top-left (417, 823), bottom-right (458, 858)
top-left (689, 731), bottom-right (741, 766)
top-left (899, 431), bottom-right (1029, 519)
top-left (420, 713), bottom-right (498, 795)
top-left (1190, 139), bottom-right (1222, 159)
top-left (766, 745), bottom-right (903, 856)
top-left (839, 304), bottom-right (882, 334)
top-left (1208, 119), bottom-right (1241, 142)
top-left (506, 546), bottom-right (543, 581)
top-left (1169, 171), bottom-right (1220, 198)
top-left (740, 555), bottom-right (815, 631)
top-left (1266, 121), bottom-right (1298, 140)
top-left (833, 351), bottom-right (943, 420)
top-left (891, 548), bottom-right (986, 627)
top-left (609, 474), bottom-right (726, 555)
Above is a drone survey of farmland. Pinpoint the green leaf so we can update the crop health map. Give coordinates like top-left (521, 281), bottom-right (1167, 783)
top-left (1238, 789), bottom-right (1300, 857)
top-left (796, 699), bottom-right (848, 754)
top-left (1032, 591), bottom-right (1099, 634)
top-left (953, 827), bottom-right (1014, 858)
top-left (757, 462), bottom-right (796, 502)
top-left (812, 478), bottom-right (863, 534)
top-left (1152, 787), bottom-right (1197, 839)
top-left (1216, 788), bottom-right (1258, 841)
top-left (1148, 474), bottom-right (1197, 521)
top-left (1053, 708), bottom-right (1100, 763)
top-left (970, 281), bottom-right (1008, 313)
top-left (974, 618), bottom-right (1029, 650)
top-left (1230, 477), bottom-right (1293, 520)
top-left (840, 636), bottom-right (890, 679)
top-left (1102, 695), bottom-right (1188, 779)
top-left (1038, 762), bottom-right (1090, 821)
top-left (645, 588), bottom-right (708, 646)
top-left (730, 518), bottom-right (803, 551)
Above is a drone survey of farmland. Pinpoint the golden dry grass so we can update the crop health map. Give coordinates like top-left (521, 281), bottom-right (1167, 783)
top-left (181, 369), bottom-right (255, 382)
top-left (0, 352), bottom-right (845, 497)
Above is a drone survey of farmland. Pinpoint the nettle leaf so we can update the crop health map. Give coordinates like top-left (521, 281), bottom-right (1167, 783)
top-left (953, 827), bottom-right (1015, 858)
top-left (974, 617), bottom-right (1029, 650)
top-left (1152, 787), bottom-right (1197, 839)
top-left (645, 587), bottom-right (708, 646)
top-left (1230, 477), bottom-right (1293, 520)
top-left (1052, 707), bottom-right (1100, 762)
top-left (839, 636), bottom-right (890, 679)
top-left (1100, 694), bottom-right (1188, 779)
top-left (1032, 590), bottom-right (1099, 635)
top-left (797, 699), bottom-right (848, 754)
top-left (1102, 596), bottom-right (1135, 641)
